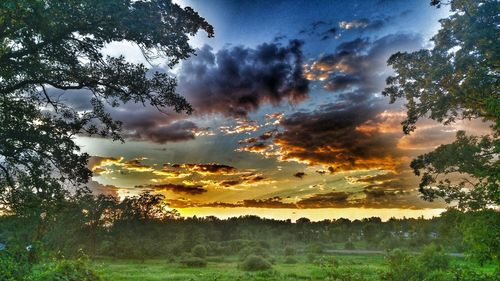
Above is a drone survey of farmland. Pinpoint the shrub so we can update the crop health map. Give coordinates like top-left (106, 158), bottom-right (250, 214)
top-left (381, 248), bottom-right (424, 281)
top-left (325, 266), bottom-right (374, 281)
top-left (28, 259), bottom-right (102, 281)
top-left (226, 239), bottom-right (252, 253)
top-left (283, 256), bottom-right (297, 264)
top-left (344, 241), bottom-right (355, 250)
top-left (191, 244), bottom-right (207, 258)
top-left (418, 244), bottom-right (449, 271)
top-left (180, 256), bottom-right (207, 268)
top-left (314, 256), bottom-right (340, 268)
top-left (0, 249), bottom-right (30, 281)
top-left (423, 271), bottom-right (453, 281)
top-left (239, 246), bottom-right (270, 260)
top-left (306, 252), bottom-right (316, 263)
top-left (450, 264), bottom-right (498, 281)
top-left (240, 255), bottom-right (272, 271)
top-left (284, 246), bottom-right (296, 256)
top-left (97, 240), bottom-right (113, 256)
top-left (308, 243), bottom-right (324, 254)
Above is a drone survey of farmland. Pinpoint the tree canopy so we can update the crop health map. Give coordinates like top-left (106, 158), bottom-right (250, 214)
top-left (0, 0), bottom-right (213, 214)
top-left (383, 0), bottom-right (499, 210)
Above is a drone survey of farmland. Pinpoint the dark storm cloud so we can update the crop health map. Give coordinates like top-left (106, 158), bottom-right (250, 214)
top-left (218, 173), bottom-right (266, 187)
top-left (305, 34), bottom-right (423, 98)
top-left (129, 120), bottom-right (198, 143)
top-left (274, 101), bottom-right (402, 171)
top-left (51, 39), bottom-right (309, 144)
top-left (270, 34), bottom-right (425, 171)
top-left (108, 103), bottom-right (202, 143)
top-left (48, 87), bottom-right (200, 144)
top-left (237, 142), bottom-right (272, 153)
top-left (297, 192), bottom-right (349, 208)
top-left (138, 183), bottom-right (207, 195)
top-left (177, 40), bottom-right (309, 117)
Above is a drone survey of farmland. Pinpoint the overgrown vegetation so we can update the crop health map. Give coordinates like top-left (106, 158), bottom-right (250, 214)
top-left (0, 192), bottom-right (498, 280)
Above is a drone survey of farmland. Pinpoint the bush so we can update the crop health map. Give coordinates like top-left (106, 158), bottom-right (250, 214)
top-left (450, 264), bottom-right (498, 281)
top-left (324, 265), bottom-right (374, 281)
top-left (0, 252), bottom-right (29, 281)
top-left (423, 271), bottom-right (453, 281)
top-left (226, 239), bottom-right (252, 253)
top-left (240, 255), bottom-right (272, 271)
top-left (418, 244), bottom-right (449, 271)
top-left (0, 249), bottom-right (30, 281)
top-left (344, 241), bottom-right (355, 250)
top-left (382, 248), bottom-right (424, 281)
top-left (283, 256), bottom-right (297, 264)
top-left (239, 246), bottom-right (270, 260)
top-left (306, 253), bottom-right (316, 263)
top-left (28, 259), bottom-right (102, 281)
top-left (308, 243), bottom-right (324, 254)
top-left (180, 256), bottom-right (207, 268)
top-left (97, 240), bottom-right (113, 256)
top-left (284, 246), bottom-right (296, 256)
top-left (191, 244), bottom-right (207, 258)
top-left (314, 256), bottom-right (340, 268)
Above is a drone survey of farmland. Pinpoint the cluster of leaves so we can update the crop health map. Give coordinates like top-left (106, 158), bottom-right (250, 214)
top-left (28, 258), bottom-right (102, 281)
top-left (0, 0), bottom-right (213, 216)
top-left (239, 255), bottom-right (272, 271)
top-left (384, 0), bottom-right (499, 210)
top-left (411, 131), bottom-right (499, 210)
top-left (382, 245), bottom-right (496, 281)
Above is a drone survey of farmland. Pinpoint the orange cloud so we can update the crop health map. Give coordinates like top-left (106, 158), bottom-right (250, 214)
top-left (220, 119), bottom-right (260, 134)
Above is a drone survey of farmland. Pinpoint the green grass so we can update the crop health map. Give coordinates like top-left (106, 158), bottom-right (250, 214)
top-left (91, 254), bottom-right (385, 281)
top-left (91, 254), bottom-right (493, 281)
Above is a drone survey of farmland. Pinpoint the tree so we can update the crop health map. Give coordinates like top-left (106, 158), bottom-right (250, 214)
top-left (0, 0), bottom-right (213, 214)
top-left (461, 210), bottom-right (499, 264)
top-left (383, 0), bottom-right (499, 210)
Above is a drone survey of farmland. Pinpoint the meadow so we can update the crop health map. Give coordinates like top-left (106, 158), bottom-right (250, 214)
top-left (91, 252), bottom-right (494, 281)
top-left (3, 197), bottom-right (498, 281)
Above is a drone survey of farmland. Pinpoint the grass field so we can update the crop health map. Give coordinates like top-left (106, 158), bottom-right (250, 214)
top-left (91, 253), bottom-right (494, 281)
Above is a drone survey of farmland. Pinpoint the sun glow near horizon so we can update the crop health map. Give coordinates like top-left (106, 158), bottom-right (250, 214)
top-left (176, 207), bottom-right (446, 222)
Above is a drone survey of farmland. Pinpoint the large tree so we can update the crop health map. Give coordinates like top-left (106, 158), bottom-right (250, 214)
top-left (383, 0), bottom-right (499, 210)
top-left (0, 0), bottom-right (213, 215)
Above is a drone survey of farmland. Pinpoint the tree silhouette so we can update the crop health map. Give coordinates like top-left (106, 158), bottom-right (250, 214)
top-left (0, 0), bottom-right (213, 215)
top-left (383, 0), bottom-right (499, 210)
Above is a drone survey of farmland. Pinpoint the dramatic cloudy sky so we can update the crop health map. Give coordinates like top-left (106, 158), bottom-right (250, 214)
top-left (72, 0), bottom-right (489, 221)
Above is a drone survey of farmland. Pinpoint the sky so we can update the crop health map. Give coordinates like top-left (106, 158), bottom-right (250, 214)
top-left (70, 0), bottom-right (490, 221)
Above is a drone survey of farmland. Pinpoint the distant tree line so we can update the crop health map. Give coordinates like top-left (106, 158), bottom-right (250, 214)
top-left (0, 191), bottom-right (497, 266)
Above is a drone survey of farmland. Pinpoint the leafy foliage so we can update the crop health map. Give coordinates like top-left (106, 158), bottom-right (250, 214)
top-left (180, 256), bottom-right (207, 268)
top-left (381, 247), bottom-right (449, 281)
top-left (411, 131), bottom-right (499, 210)
top-left (191, 244), bottom-right (207, 258)
top-left (0, 0), bottom-right (212, 217)
top-left (461, 209), bottom-right (500, 264)
top-left (28, 258), bottom-right (102, 281)
top-left (0, 251), bottom-right (30, 281)
top-left (240, 255), bottom-right (272, 271)
top-left (383, 0), bottom-right (499, 210)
